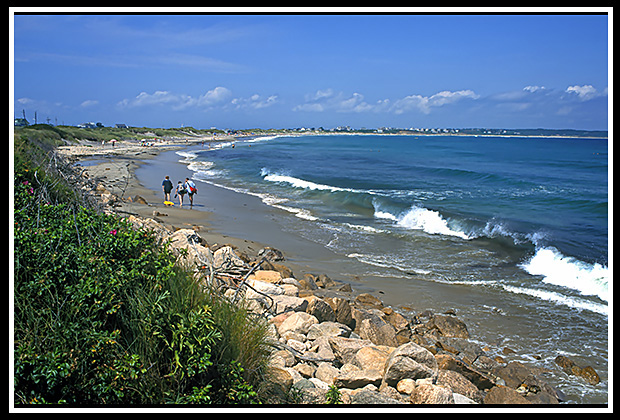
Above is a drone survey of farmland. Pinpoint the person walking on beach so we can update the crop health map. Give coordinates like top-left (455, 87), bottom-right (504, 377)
top-left (162, 176), bottom-right (173, 202)
top-left (175, 181), bottom-right (187, 206)
top-left (185, 177), bottom-right (197, 208)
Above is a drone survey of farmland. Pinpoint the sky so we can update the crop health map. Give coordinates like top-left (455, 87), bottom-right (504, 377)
top-left (11, 10), bottom-right (610, 131)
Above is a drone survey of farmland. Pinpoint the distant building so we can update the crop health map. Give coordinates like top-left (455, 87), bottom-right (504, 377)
top-left (115, 123), bottom-right (128, 128)
top-left (77, 122), bottom-right (99, 129)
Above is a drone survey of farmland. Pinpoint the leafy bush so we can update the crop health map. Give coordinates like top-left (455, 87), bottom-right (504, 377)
top-left (13, 139), bottom-right (264, 405)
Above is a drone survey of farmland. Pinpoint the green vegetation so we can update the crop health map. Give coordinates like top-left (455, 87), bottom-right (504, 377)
top-left (13, 130), bottom-right (272, 405)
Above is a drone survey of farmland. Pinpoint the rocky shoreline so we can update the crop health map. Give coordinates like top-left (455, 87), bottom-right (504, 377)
top-left (61, 141), bottom-right (603, 406)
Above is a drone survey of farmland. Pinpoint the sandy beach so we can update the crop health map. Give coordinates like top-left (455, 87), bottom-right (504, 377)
top-left (57, 137), bottom-right (345, 283)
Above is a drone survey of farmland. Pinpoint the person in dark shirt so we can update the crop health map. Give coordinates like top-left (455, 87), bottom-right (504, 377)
top-left (161, 176), bottom-right (173, 202)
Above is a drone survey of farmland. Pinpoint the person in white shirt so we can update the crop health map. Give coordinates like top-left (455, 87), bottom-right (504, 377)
top-left (184, 177), bottom-right (197, 208)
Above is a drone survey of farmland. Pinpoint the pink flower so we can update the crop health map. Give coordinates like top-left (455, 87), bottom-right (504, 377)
top-left (109, 229), bottom-right (118, 236)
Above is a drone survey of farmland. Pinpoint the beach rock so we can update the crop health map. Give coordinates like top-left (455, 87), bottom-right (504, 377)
top-left (410, 382), bottom-right (454, 404)
top-left (315, 274), bottom-right (337, 288)
top-left (325, 297), bottom-right (355, 329)
top-left (492, 361), bottom-right (559, 404)
top-left (258, 246), bottom-right (285, 262)
top-left (437, 369), bottom-right (484, 403)
top-left (382, 342), bottom-right (439, 387)
top-left (213, 245), bottom-right (249, 274)
top-left (133, 195), bottom-right (148, 204)
top-left (554, 355), bottom-right (600, 385)
top-left (298, 274), bottom-right (319, 290)
top-left (167, 229), bottom-right (213, 269)
top-left (306, 336), bottom-right (336, 363)
top-left (435, 353), bottom-right (495, 391)
top-left (334, 367), bottom-right (383, 389)
top-left (245, 279), bottom-right (284, 298)
top-left (272, 263), bottom-right (295, 280)
top-left (271, 295), bottom-right (308, 314)
top-left (314, 362), bottom-right (340, 385)
top-left (382, 308), bottom-right (412, 345)
top-left (281, 284), bottom-right (299, 296)
top-left (452, 393), bottom-right (478, 404)
top-left (358, 314), bottom-right (399, 347)
top-left (305, 296), bottom-right (336, 323)
top-left (328, 336), bottom-right (373, 365)
top-left (250, 270), bottom-right (283, 284)
top-left (483, 386), bottom-right (530, 405)
top-left (427, 314), bottom-right (470, 339)
top-left (261, 367), bottom-right (294, 401)
top-left (277, 312), bottom-right (318, 336)
top-left (354, 293), bottom-right (384, 309)
top-left (346, 388), bottom-right (404, 405)
top-left (351, 345), bottom-right (395, 372)
top-left (307, 321), bottom-right (351, 340)
top-left (396, 378), bottom-right (416, 395)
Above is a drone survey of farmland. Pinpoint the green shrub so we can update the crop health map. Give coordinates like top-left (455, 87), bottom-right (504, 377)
top-left (13, 139), bottom-right (266, 405)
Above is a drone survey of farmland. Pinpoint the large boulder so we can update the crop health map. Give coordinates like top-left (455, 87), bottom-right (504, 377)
top-left (328, 337), bottom-right (373, 365)
top-left (325, 297), bottom-right (355, 329)
top-left (307, 321), bottom-right (351, 340)
top-left (270, 295), bottom-right (309, 314)
top-left (435, 353), bottom-right (495, 391)
top-left (410, 381), bottom-right (455, 404)
top-left (382, 342), bottom-right (438, 387)
top-left (358, 315), bottom-right (398, 347)
top-left (305, 296), bottom-right (336, 323)
top-left (436, 369), bottom-right (484, 403)
top-left (427, 314), bottom-right (470, 339)
top-left (277, 312), bottom-right (318, 336)
top-left (351, 345), bottom-right (395, 372)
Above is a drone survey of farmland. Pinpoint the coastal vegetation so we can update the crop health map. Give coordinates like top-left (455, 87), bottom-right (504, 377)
top-left (13, 130), bottom-right (270, 404)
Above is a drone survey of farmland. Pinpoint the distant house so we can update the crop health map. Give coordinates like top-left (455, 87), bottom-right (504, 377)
top-left (77, 122), bottom-right (98, 129)
top-left (14, 118), bottom-right (29, 127)
top-left (115, 123), bottom-right (128, 129)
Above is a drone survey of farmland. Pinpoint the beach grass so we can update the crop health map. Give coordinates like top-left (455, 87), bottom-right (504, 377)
top-left (13, 129), bottom-right (270, 405)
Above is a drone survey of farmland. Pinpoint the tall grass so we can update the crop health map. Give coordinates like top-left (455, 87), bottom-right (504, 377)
top-left (13, 131), bottom-right (272, 405)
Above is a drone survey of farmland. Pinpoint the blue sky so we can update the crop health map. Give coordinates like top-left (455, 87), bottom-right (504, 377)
top-left (12, 11), bottom-right (610, 130)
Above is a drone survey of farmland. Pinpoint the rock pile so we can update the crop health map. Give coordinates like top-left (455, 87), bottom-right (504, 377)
top-left (124, 222), bottom-right (585, 405)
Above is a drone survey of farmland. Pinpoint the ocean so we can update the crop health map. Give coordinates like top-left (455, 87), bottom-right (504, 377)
top-left (159, 133), bottom-right (609, 404)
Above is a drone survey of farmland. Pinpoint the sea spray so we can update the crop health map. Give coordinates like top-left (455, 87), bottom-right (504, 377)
top-left (519, 247), bottom-right (609, 303)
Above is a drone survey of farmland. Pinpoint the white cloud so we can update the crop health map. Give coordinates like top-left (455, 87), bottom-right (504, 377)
top-left (294, 88), bottom-right (479, 115)
top-left (565, 84), bottom-right (598, 100)
top-left (392, 90), bottom-right (480, 114)
top-left (523, 85), bottom-right (546, 93)
top-left (231, 93), bottom-right (278, 110)
top-left (294, 89), bottom-right (389, 114)
top-left (118, 87), bottom-right (232, 110)
top-left (196, 87), bottom-right (232, 107)
top-left (80, 99), bottom-right (99, 108)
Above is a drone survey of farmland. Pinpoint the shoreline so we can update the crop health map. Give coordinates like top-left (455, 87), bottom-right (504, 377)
top-left (55, 137), bottom-right (607, 406)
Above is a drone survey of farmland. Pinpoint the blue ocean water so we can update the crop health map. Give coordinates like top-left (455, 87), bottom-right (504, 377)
top-left (174, 133), bottom-right (609, 403)
top-left (180, 134), bottom-right (608, 309)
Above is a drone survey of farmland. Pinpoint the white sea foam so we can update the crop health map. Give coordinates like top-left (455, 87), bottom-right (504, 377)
top-left (519, 247), bottom-right (609, 302)
top-left (502, 285), bottom-right (608, 316)
top-left (374, 204), bottom-right (471, 240)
